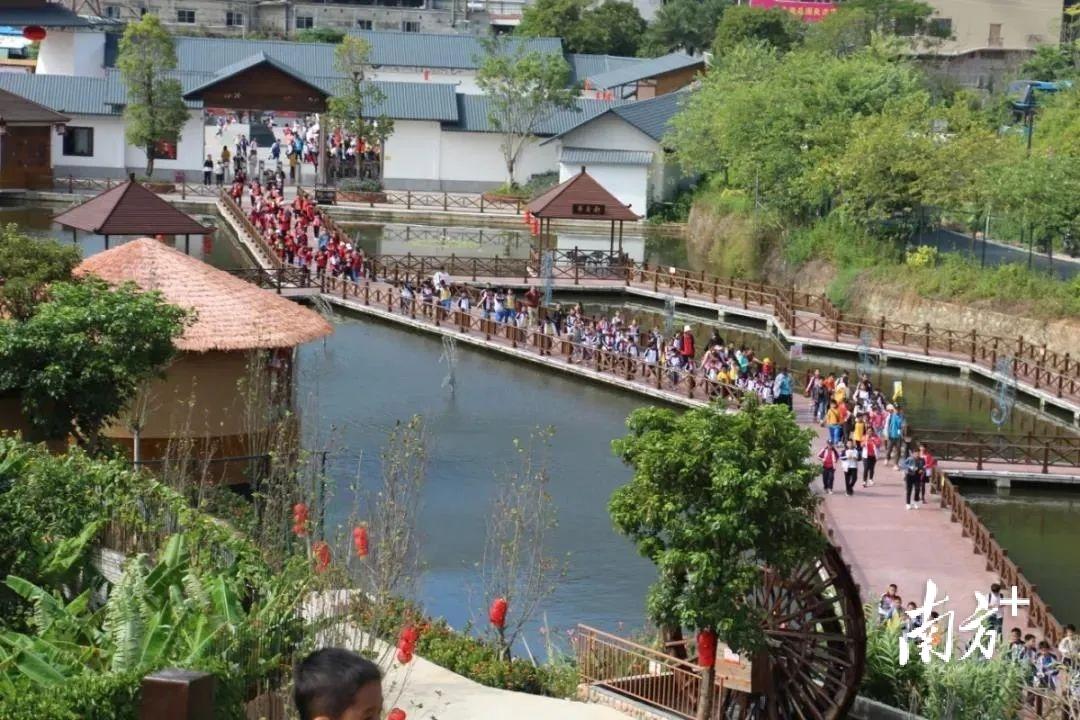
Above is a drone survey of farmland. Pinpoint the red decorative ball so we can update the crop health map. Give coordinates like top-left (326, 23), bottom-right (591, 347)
top-left (22, 26), bottom-right (47, 42)
top-left (396, 647), bottom-right (413, 664)
top-left (387, 709), bottom-right (407, 720)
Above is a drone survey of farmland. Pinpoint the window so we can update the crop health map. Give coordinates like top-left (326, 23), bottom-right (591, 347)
top-left (989, 23), bottom-right (1003, 46)
top-left (296, 15), bottom-right (314, 29)
top-left (929, 18), bottom-right (952, 38)
top-left (62, 127), bottom-right (94, 157)
top-left (402, 20), bottom-right (420, 32)
top-left (176, 9), bottom-right (195, 23)
top-left (104, 5), bottom-right (121, 19)
top-left (152, 139), bottom-right (177, 161)
top-left (356, 19), bottom-right (373, 30)
top-left (226, 10), bottom-right (244, 26)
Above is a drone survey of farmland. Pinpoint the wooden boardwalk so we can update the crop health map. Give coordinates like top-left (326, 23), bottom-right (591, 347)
top-left (220, 199), bottom-right (1068, 640)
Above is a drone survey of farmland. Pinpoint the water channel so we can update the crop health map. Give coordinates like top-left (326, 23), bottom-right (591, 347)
top-left (6, 202), bottom-right (1079, 640)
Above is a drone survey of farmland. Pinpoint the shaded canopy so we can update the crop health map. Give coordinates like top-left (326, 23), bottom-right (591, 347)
top-left (526, 168), bottom-right (640, 221)
top-left (76, 238), bottom-right (333, 352)
top-left (53, 179), bottom-right (211, 236)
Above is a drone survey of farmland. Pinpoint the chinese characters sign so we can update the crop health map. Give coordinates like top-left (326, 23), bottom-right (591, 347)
top-left (897, 579), bottom-right (1030, 665)
top-left (572, 203), bottom-right (607, 216)
top-left (748, 0), bottom-right (837, 22)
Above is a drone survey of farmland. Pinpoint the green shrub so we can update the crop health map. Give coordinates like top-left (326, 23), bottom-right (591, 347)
top-left (921, 655), bottom-right (1026, 720)
top-left (338, 178), bottom-right (383, 192)
top-left (859, 612), bottom-right (925, 712)
top-left (0, 671), bottom-right (142, 720)
top-left (905, 245), bottom-right (939, 268)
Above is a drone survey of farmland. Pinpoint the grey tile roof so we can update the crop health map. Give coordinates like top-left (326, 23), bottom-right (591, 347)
top-left (367, 81), bottom-right (459, 122)
top-left (610, 91), bottom-right (685, 141)
top-left (132, 31), bottom-right (562, 77)
top-left (566, 53), bottom-right (643, 85)
top-left (586, 53), bottom-right (702, 90)
top-left (183, 52), bottom-right (330, 98)
top-left (353, 30), bottom-right (562, 70)
top-left (560, 147), bottom-right (654, 166)
top-left (449, 94), bottom-right (624, 135)
top-left (0, 72), bottom-right (114, 115)
top-left (0, 4), bottom-right (93, 27)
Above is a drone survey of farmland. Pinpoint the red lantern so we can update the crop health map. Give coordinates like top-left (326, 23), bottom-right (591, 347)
top-left (488, 597), bottom-right (508, 629)
top-left (399, 625), bottom-right (419, 646)
top-left (22, 26), bottom-right (46, 42)
top-left (201, 234), bottom-right (213, 255)
top-left (523, 210), bottom-right (533, 225)
top-left (352, 526), bottom-right (369, 558)
top-left (696, 629), bottom-right (717, 668)
top-left (387, 709), bottom-right (407, 720)
top-left (292, 503), bottom-right (309, 537)
top-left (395, 645), bottom-right (413, 664)
top-left (313, 541), bottom-right (331, 573)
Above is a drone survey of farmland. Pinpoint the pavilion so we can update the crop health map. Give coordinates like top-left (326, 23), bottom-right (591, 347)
top-left (526, 167), bottom-right (640, 258)
top-left (53, 176), bottom-right (211, 251)
top-left (76, 239), bottom-right (333, 483)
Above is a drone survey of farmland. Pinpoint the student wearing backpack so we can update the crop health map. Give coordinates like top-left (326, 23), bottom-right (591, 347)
top-left (900, 449), bottom-right (925, 509)
top-left (818, 441), bottom-right (839, 495)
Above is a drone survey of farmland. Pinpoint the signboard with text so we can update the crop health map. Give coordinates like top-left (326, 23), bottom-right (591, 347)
top-left (748, 0), bottom-right (837, 22)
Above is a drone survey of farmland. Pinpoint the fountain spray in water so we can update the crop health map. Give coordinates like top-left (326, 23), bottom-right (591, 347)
top-left (440, 335), bottom-right (458, 393)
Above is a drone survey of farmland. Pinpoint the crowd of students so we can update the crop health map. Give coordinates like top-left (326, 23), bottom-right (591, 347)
top-left (878, 583), bottom-right (1079, 696)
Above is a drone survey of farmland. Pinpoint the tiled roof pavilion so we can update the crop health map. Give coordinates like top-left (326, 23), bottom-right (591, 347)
top-left (53, 179), bottom-right (211, 237)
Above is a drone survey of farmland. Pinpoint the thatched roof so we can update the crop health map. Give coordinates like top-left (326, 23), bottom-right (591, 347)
top-left (76, 239), bottom-right (332, 352)
top-left (54, 179), bottom-right (211, 236)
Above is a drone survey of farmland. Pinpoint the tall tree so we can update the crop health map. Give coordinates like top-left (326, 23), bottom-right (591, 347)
top-left (575, 0), bottom-right (648, 56)
top-left (713, 5), bottom-right (805, 55)
top-left (517, 0), bottom-right (587, 43)
top-left (475, 36), bottom-right (577, 186)
top-left (328, 36), bottom-right (394, 180)
top-left (0, 279), bottom-right (187, 447)
top-left (117, 14), bottom-right (189, 178)
top-left (610, 399), bottom-right (822, 718)
top-left (639, 0), bottom-right (730, 56)
top-left (0, 224), bottom-right (80, 321)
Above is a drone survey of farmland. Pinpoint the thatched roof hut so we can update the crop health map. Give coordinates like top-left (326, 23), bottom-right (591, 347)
top-left (76, 238), bottom-right (331, 352)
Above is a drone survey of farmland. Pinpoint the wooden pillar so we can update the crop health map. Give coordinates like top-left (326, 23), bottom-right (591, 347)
top-left (72, 228), bottom-right (77, 245)
top-left (139, 669), bottom-right (215, 720)
top-left (185, 234), bottom-right (190, 254)
top-left (609, 220), bottom-right (614, 254)
top-left (104, 234), bottom-right (110, 249)
top-left (618, 221), bottom-right (623, 255)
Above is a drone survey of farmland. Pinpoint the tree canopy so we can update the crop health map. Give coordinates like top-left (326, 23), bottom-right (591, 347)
top-left (639, 0), bottom-right (731, 56)
top-left (117, 14), bottom-right (188, 178)
top-left (328, 36), bottom-right (394, 176)
top-left (0, 278), bottom-right (188, 446)
top-left (609, 399), bottom-right (822, 653)
top-left (475, 36), bottom-right (577, 186)
top-left (712, 6), bottom-right (805, 56)
top-left (0, 224), bottom-right (80, 321)
top-left (517, 0), bottom-right (647, 57)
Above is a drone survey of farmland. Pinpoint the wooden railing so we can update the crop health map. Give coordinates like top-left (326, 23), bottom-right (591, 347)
top-left (915, 429), bottom-right (1080, 473)
top-left (58, 174), bottom-right (221, 198)
top-left (937, 471), bottom-right (1065, 645)
top-left (574, 624), bottom-right (724, 720)
top-left (218, 190), bottom-right (283, 269)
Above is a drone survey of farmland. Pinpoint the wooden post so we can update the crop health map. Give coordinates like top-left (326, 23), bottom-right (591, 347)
top-left (970, 329), bottom-right (977, 363)
top-left (924, 323), bottom-right (931, 355)
top-left (443, 191), bottom-right (448, 211)
top-left (879, 316), bottom-right (886, 348)
top-left (139, 669), bottom-right (215, 720)
top-left (833, 312), bottom-right (841, 342)
top-left (1018, 335), bottom-right (1024, 359)
top-left (406, 190), bottom-right (412, 209)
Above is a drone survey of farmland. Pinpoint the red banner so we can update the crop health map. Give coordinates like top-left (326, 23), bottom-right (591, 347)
top-left (748, 0), bottom-right (837, 22)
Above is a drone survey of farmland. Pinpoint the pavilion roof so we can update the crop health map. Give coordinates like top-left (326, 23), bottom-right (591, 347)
top-left (182, 52), bottom-right (331, 102)
top-left (76, 239), bottom-right (333, 352)
top-left (0, 1), bottom-right (94, 28)
top-left (526, 168), bottom-right (640, 221)
top-left (0, 86), bottom-right (69, 125)
top-left (53, 179), bottom-right (211, 236)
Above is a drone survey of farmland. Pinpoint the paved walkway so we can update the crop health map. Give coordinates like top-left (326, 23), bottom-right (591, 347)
top-left (222, 204), bottom-right (1054, 641)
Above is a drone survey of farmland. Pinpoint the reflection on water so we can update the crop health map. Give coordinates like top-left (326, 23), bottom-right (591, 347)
top-left (297, 315), bottom-right (654, 646)
top-left (0, 204), bottom-right (247, 268)
top-left (961, 486), bottom-right (1080, 626)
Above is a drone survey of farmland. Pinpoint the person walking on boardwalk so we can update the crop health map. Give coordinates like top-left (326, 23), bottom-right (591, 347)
top-left (900, 449), bottom-right (925, 509)
top-left (818, 441), bottom-right (839, 495)
top-left (886, 404), bottom-right (905, 468)
top-left (773, 367), bottom-right (793, 410)
top-left (862, 428), bottom-right (880, 487)
top-left (825, 400), bottom-right (842, 445)
top-left (842, 440), bottom-right (859, 496)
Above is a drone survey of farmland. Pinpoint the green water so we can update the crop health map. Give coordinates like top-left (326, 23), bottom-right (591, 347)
top-left (959, 486), bottom-right (1080, 628)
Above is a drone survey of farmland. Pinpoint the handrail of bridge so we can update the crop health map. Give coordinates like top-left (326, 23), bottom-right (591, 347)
top-left (915, 429), bottom-right (1080, 473)
top-left (218, 190), bottom-right (283, 269)
top-left (936, 470), bottom-right (1064, 645)
top-left (59, 174), bottom-right (221, 199)
top-left (573, 624), bottom-right (720, 720)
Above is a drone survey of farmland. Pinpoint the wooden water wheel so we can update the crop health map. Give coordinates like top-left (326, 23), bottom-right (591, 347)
top-left (719, 544), bottom-right (866, 720)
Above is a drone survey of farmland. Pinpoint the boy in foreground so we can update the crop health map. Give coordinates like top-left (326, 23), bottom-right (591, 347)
top-left (294, 648), bottom-right (384, 720)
